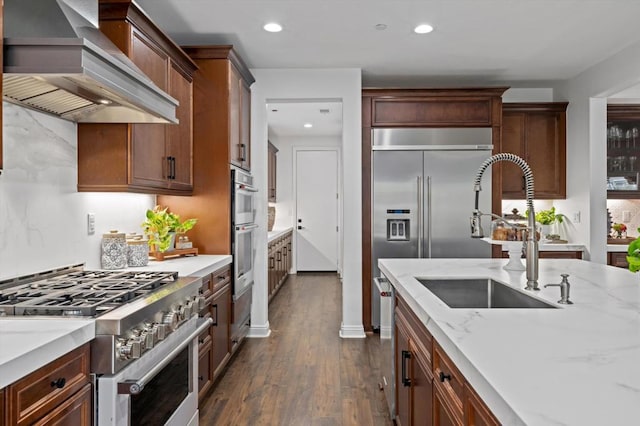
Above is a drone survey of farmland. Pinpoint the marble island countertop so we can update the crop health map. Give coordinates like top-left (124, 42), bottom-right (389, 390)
top-left (268, 227), bottom-right (293, 242)
top-left (379, 258), bottom-right (640, 426)
top-left (0, 255), bottom-right (232, 389)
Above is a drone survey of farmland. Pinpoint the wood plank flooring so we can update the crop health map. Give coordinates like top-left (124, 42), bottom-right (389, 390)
top-left (199, 272), bottom-right (393, 425)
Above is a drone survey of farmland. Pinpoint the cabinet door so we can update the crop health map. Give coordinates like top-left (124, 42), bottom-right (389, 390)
top-left (434, 385), bottom-right (463, 426)
top-left (411, 340), bottom-right (434, 426)
top-left (501, 113), bottom-right (527, 198)
top-left (240, 78), bottom-right (251, 170)
top-left (211, 284), bottom-right (231, 378)
top-left (608, 252), bottom-right (629, 268)
top-left (228, 66), bottom-right (242, 168)
top-left (395, 312), bottom-right (411, 426)
top-left (130, 31), bottom-right (169, 189)
top-left (502, 104), bottom-right (567, 199)
top-left (198, 343), bottom-right (212, 401)
top-left (464, 383), bottom-right (499, 426)
top-left (166, 62), bottom-right (193, 191)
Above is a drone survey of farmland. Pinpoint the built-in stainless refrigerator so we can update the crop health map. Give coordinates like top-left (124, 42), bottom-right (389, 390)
top-left (372, 128), bottom-right (494, 328)
top-left (373, 128), bottom-right (493, 418)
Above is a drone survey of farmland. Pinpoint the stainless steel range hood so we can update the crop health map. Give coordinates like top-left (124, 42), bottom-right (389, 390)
top-left (3, 0), bottom-right (178, 124)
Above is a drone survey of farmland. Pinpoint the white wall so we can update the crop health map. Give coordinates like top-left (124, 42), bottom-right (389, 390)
top-left (249, 69), bottom-right (364, 339)
top-left (554, 40), bottom-right (640, 263)
top-left (0, 103), bottom-right (155, 279)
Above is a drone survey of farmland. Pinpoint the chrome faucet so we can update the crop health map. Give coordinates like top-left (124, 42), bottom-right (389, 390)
top-left (544, 274), bottom-right (573, 304)
top-left (471, 153), bottom-right (540, 291)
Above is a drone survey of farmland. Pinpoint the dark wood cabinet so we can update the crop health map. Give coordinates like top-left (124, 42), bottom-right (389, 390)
top-left (606, 105), bottom-right (640, 199)
top-left (197, 265), bottom-right (231, 401)
top-left (268, 231), bottom-right (292, 302)
top-left (268, 141), bottom-right (278, 202)
top-left (501, 250), bottom-right (583, 260)
top-left (158, 45), bottom-right (254, 255)
top-left (77, 1), bottom-right (196, 195)
top-left (501, 103), bottom-right (568, 199)
top-left (5, 344), bottom-right (90, 426)
top-left (608, 251), bottom-right (629, 268)
top-left (395, 294), bottom-right (500, 426)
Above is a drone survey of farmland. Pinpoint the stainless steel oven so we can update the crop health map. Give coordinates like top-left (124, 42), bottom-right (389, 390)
top-left (95, 317), bottom-right (212, 426)
top-left (232, 167), bottom-right (257, 226)
top-left (231, 166), bottom-right (257, 344)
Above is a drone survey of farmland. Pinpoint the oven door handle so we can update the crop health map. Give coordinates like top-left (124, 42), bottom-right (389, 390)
top-left (237, 184), bottom-right (259, 193)
top-left (117, 317), bottom-right (213, 395)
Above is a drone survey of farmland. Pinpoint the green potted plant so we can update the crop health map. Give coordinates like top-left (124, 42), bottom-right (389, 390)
top-left (627, 228), bottom-right (640, 272)
top-left (141, 206), bottom-right (197, 253)
top-left (526, 206), bottom-right (565, 238)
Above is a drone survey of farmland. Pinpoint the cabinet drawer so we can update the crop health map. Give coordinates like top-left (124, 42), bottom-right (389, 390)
top-left (608, 252), bottom-right (629, 268)
top-left (433, 342), bottom-right (464, 420)
top-left (32, 383), bottom-right (91, 426)
top-left (7, 344), bottom-right (90, 426)
top-left (396, 295), bottom-right (433, 367)
top-left (211, 265), bottom-right (231, 292)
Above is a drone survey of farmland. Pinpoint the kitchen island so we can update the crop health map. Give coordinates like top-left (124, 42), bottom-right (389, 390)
top-left (379, 258), bottom-right (640, 425)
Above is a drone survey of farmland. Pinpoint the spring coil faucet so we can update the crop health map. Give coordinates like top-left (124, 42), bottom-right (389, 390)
top-left (470, 153), bottom-right (540, 291)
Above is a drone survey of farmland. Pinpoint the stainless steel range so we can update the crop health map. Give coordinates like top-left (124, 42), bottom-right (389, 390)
top-left (0, 264), bottom-right (210, 426)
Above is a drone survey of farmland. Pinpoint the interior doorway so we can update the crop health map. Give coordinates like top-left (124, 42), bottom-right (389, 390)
top-left (295, 148), bottom-right (339, 271)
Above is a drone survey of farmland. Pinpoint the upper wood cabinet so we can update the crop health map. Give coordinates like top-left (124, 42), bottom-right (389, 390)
top-left (268, 141), bottom-right (278, 202)
top-left (184, 46), bottom-right (254, 172)
top-left (77, 1), bottom-right (197, 195)
top-left (501, 103), bottom-right (568, 199)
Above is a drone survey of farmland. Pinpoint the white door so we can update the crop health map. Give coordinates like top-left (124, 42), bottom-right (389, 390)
top-left (295, 150), bottom-right (338, 271)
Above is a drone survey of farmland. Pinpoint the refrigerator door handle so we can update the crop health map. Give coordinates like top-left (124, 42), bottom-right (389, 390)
top-left (417, 176), bottom-right (423, 258)
top-left (426, 176), bottom-right (432, 258)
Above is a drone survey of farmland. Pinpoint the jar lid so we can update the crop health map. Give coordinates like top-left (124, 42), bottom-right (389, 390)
top-left (103, 230), bottom-right (125, 238)
top-left (127, 235), bottom-right (147, 245)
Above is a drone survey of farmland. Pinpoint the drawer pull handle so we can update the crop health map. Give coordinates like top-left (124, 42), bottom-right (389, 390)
top-left (439, 372), bottom-right (452, 382)
top-left (198, 375), bottom-right (204, 381)
top-left (198, 339), bottom-right (204, 344)
top-left (51, 378), bottom-right (66, 389)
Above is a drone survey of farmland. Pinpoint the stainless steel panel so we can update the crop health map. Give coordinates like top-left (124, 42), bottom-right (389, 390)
top-left (373, 128), bottom-right (493, 149)
top-left (424, 150), bottom-right (492, 258)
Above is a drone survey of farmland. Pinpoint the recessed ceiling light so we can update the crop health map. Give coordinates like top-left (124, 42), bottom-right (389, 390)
top-left (264, 23), bottom-right (283, 33)
top-left (304, 123), bottom-right (313, 128)
top-left (375, 23), bottom-right (387, 31)
top-left (414, 24), bottom-right (434, 34)
top-left (98, 99), bottom-right (112, 105)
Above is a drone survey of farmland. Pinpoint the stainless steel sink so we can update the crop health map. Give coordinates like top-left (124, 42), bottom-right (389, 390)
top-left (417, 278), bottom-right (557, 309)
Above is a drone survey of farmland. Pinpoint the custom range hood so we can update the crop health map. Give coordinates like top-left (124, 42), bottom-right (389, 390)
top-left (3, 0), bottom-right (178, 123)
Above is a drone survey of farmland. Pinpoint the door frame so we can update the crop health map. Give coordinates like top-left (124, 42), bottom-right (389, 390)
top-left (293, 146), bottom-right (342, 275)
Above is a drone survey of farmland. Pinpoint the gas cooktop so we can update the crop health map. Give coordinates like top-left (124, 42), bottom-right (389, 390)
top-left (0, 265), bottom-right (179, 317)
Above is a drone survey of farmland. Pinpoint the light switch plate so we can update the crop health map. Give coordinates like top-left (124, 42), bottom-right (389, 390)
top-left (87, 213), bottom-right (95, 235)
top-left (573, 211), bottom-right (581, 224)
top-left (623, 211), bottom-right (631, 222)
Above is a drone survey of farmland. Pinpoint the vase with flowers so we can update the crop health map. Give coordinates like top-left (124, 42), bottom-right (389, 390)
top-left (612, 222), bottom-right (627, 239)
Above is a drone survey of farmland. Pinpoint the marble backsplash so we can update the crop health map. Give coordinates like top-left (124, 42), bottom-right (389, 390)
top-left (0, 103), bottom-right (155, 279)
top-left (607, 199), bottom-right (640, 238)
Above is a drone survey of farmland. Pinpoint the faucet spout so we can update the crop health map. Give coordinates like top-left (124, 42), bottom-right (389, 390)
top-left (472, 153), bottom-right (539, 291)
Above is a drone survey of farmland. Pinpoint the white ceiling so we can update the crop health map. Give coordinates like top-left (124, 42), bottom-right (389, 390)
top-left (135, 0), bottom-right (640, 132)
top-left (267, 101), bottom-right (343, 138)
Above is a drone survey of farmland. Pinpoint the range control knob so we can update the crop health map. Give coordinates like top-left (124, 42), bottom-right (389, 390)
top-left (128, 338), bottom-right (142, 359)
top-left (195, 295), bottom-right (206, 311)
top-left (143, 323), bottom-right (159, 345)
top-left (156, 323), bottom-right (170, 340)
top-left (183, 300), bottom-right (194, 318)
top-left (163, 311), bottom-right (178, 331)
top-left (116, 339), bottom-right (132, 360)
top-left (140, 330), bottom-right (154, 350)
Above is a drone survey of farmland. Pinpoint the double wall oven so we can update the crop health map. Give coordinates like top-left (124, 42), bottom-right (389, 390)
top-left (231, 167), bottom-right (257, 344)
top-left (0, 265), bottom-right (210, 426)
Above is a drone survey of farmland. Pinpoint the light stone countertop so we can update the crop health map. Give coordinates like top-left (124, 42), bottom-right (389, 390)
top-left (379, 258), bottom-right (640, 426)
top-left (607, 244), bottom-right (630, 252)
top-left (483, 238), bottom-right (585, 252)
top-left (0, 318), bottom-right (95, 388)
top-left (0, 255), bottom-right (232, 389)
top-left (268, 227), bottom-right (293, 243)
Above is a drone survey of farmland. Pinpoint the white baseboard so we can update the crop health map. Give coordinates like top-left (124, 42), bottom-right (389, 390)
top-left (248, 322), bottom-right (271, 338)
top-left (339, 323), bottom-right (366, 338)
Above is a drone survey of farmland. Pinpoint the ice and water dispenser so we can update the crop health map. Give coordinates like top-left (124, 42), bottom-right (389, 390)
top-left (386, 209), bottom-right (410, 241)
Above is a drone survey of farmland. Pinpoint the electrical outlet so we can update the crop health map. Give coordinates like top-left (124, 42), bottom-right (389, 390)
top-left (87, 213), bottom-right (96, 235)
top-left (623, 211), bottom-right (631, 222)
top-left (573, 211), bottom-right (581, 224)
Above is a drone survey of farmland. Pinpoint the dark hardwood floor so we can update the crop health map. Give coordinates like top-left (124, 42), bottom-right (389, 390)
top-left (199, 272), bottom-right (393, 425)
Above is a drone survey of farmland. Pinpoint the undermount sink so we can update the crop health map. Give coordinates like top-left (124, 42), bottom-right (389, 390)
top-left (417, 278), bottom-right (557, 309)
